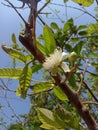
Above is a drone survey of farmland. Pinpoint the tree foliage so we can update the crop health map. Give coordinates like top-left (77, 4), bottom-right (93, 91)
top-left (0, 0), bottom-right (98, 130)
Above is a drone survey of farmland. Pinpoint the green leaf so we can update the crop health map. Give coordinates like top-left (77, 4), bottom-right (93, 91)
top-left (37, 41), bottom-right (46, 55)
top-left (11, 33), bottom-right (16, 43)
top-left (90, 52), bottom-right (98, 59)
top-left (72, 0), bottom-right (94, 6)
top-left (31, 82), bottom-right (53, 93)
top-left (73, 41), bottom-right (84, 56)
top-left (37, 108), bottom-right (57, 129)
top-left (54, 108), bottom-right (81, 130)
top-left (78, 31), bottom-right (87, 36)
top-left (63, 0), bottom-right (68, 3)
top-left (25, 54), bottom-right (34, 61)
top-left (91, 62), bottom-right (98, 67)
top-left (32, 63), bottom-right (42, 73)
top-left (68, 73), bottom-right (77, 89)
top-left (50, 22), bottom-right (59, 30)
top-left (78, 25), bottom-right (87, 31)
top-left (71, 38), bottom-right (79, 43)
top-left (64, 44), bottom-right (73, 52)
top-left (54, 86), bottom-right (68, 101)
top-left (0, 68), bottom-right (22, 79)
top-left (2, 45), bottom-right (27, 63)
top-left (16, 65), bottom-right (32, 98)
top-left (63, 18), bottom-right (74, 33)
top-left (43, 25), bottom-right (56, 54)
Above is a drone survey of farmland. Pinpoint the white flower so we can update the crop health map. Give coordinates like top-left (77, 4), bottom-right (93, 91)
top-left (43, 48), bottom-right (69, 72)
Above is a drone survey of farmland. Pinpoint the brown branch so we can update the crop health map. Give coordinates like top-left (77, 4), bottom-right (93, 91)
top-left (53, 74), bottom-right (98, 130)
top-left (19, 34), bottom-right (45, 63)
top-left (12, 0), bottom-right (98, 129)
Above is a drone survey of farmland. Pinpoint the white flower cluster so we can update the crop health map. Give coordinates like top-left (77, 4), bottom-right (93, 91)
top-left (43, 48), bottom-right (70, 73)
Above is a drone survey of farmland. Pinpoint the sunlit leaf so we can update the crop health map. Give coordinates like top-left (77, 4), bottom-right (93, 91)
top-left (54, 108), bottom-right (81, 129)
top-left (16, 65), bottom-right (32, 98)
top-left (11, 33), bottom-right (17, 43)
top-left (54, 86), bottom-right (68, 101)
top-left (37, 41), bottom-right (46, 55)
top-left (25, 54), bottom-right (34, 61)
top-left (31, 82), bottom-right (53, 93)
top-left (43, 25), bottom-right (56, 54)
top-left (0, 68), bottom-right (22, 79)
top-left (63, 18), bottom-right (74, 33)
top-left (90, 52), bottom-right (98, 59)
top-left (32, 63), bottom-right (42, 73)
top-left (2, 44), bottom-right (27, 63)
top-left (50, 22), bottom-right (59, 30)
top-left (37, 108), bottom-right (57, 129)
top-left (78, 25), bottom-right (87, 31)
top-left (72, 0), bottom-right (94, 6)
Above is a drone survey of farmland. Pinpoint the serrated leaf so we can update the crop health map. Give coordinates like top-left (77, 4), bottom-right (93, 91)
top-left (2, 45), bottom-right (27, 63)
top-left (11, 33), bottom-right (17, 43)
top-left (72, 0), bottom-right (94, 6)
top-left (31, 82), bottom-right (53, 93)
top-left (16, 65), bottom-right (32, 98)
top-left (43, 25), bottom-right (56, 54)
top-left (73, 41), bottom-right (84, 56)
top-left (0, 68), bottom-right (22, 79)
top-left (54, 86), bottom-right (68, 101)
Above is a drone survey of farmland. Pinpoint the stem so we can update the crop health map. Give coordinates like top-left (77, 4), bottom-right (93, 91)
top-left (17, 0), bottom-right (98, 129)
top-left (53, 74), bottom-right (98, 130)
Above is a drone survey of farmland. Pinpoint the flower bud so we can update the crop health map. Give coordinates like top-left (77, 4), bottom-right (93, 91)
top-left (68, 52), bottom-right (77, 62)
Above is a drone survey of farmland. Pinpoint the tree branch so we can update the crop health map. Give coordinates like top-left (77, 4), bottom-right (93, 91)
top-left (9, 0), bottom-right (97, 129)
top-left (53, 74), bottom-right (98, 130)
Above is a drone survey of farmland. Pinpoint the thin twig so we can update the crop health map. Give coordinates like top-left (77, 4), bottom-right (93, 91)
top-left (79, 68), bottom-right (98, 77)
top-left (0, 79), bottom-right (22, 123)
top-left (37, 0), bottom-right (50, 15)
top-left (66, 5), bottom-right (97, 21)
top-left (83, 101), bottom-right (98, 105)
top-left (83, 81), bottom-right (98, 103)
top-left (4, 0), bottom-right (27, 25)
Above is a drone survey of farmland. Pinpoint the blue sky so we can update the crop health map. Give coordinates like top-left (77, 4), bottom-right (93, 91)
top-left (0, 0), bottom-right (97, 129)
